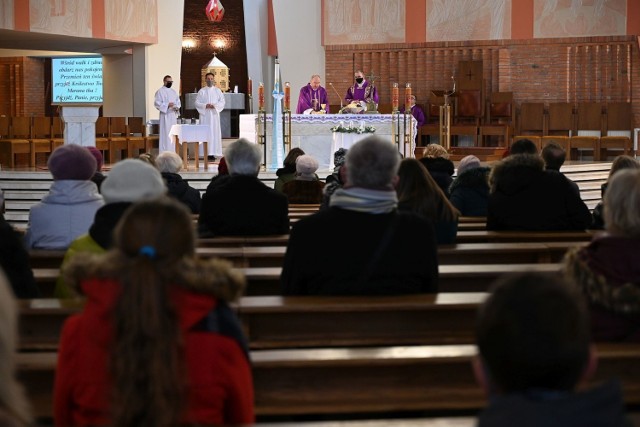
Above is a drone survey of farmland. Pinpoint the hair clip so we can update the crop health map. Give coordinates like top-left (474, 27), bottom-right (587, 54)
top-left (138, 245), bottom-right (156, 259)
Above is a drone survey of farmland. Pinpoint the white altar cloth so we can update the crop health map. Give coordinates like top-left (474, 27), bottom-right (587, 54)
top-left (169, 124), bottom-right (210, 170)
top-left (239, 114), bottom-right (416, 171)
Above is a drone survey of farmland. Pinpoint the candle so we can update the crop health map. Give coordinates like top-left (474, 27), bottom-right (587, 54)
top-left (405, 83), bottom-right (412, 110)
top-left (274, 58), bottom-right (280, 89)
top-left (392, 83), bottom-right (399, 112)
top-left (258, 82), bottom-right (264, 111)
top-left (247, 78), bottom-right (252, 96)
top-left (284, 82), bottom-right (291, 111)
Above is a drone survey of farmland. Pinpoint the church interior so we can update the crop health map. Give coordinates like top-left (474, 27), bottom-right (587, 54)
top-left (1, 0), bottom-right (640, 425)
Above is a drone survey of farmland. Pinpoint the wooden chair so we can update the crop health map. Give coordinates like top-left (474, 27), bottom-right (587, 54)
top-left (480, 92), bottom-right (513, 147)
top-left (547, 103), bottom-right (574, 136)
top-left (601, 103), bottom-right (633, 159)
top-left (451, 89), bottom-right (482, 146)
top-left (570, 103), bottom-right (603, 160)
top-left (108, 117), bottom-right (128, 164)
top-left (126, 117), bottom-right (148, 158)
top-left (0, 117), bottom-right (31, 168)
top-left (30, 117), bottom-right (52, 167)
top-left (94, 117), bottom-right (110, 162)
top-left (145, 120), bottom-right (159, 153)
top-left (517, 102), bottom-right (545, 136)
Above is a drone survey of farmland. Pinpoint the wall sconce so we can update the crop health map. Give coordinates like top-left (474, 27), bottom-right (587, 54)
top-left (182, 38), bottom-right (197, 53)
top-left (211, 38), bottom-right (226, 52)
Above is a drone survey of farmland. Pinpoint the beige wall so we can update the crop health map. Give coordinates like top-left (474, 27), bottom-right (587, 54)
top-left (143, 0), bottom-right (184, 122)
top-left (102, 54), bottom-right (133, 117)
top-left (272, 0), bottom-right (325, 112)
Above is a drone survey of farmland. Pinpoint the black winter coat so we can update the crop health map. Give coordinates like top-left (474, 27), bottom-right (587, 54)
top-left (487, 154), bottom-right (591, 231)
top-left (162, 172), bottom-right (202, 214)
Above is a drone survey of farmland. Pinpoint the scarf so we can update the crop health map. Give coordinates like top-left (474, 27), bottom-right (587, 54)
top-left (330, 187), bottom-right (397, 214)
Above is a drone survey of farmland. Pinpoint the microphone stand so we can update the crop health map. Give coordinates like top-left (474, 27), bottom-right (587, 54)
top-left (329, 83), bottom-right (343, 111)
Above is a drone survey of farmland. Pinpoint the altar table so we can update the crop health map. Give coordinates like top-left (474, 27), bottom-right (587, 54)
top-left (240, 114), bottom-right (416, 171)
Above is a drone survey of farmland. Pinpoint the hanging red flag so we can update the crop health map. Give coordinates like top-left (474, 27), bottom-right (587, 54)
top-left (205, 0), bottom-right (225, 23)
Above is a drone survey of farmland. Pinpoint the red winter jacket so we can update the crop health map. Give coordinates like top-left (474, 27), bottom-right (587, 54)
top-left (54, 278), bottom-right (254, 426)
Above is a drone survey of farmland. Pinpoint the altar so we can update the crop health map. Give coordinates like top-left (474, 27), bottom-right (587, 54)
top-left (239, 114), bottom-right (416, 170)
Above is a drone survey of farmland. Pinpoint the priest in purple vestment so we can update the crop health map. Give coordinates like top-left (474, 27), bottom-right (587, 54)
top-left (345, 70), bottom-right (379, 105)
top-left (296, 75), bottom-right (330, 114)
top-left (400, 95), bottom-right (426, 127)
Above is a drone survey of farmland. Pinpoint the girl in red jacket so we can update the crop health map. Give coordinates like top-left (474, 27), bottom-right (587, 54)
top-left (54, 197), bottom-right (254, 427)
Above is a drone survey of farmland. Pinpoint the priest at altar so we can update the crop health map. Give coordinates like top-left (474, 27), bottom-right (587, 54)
top-left (296, 75), bottom-right (330, 114)
top-left (345, 70), bottom-right (379, 105)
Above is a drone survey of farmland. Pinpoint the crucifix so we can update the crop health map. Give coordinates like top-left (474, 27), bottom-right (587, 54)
top-left (366, 70), bottom-right (378, 85)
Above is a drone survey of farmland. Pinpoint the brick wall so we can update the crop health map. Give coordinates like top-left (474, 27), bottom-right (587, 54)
top-left (0, 57), bottom-right (44, 117)
top-left (325, 36), bottom-right (640, 129)
top-left (22, 57), bottom-right (45, 117)
top-left (181, 0), bottom-right (247, 118)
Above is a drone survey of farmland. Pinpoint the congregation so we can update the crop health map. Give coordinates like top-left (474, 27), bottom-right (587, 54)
top-left (0, 135), bottom-right (639, 426)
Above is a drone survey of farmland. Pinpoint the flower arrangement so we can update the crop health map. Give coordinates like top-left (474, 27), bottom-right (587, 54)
top-left (330, 124), bottom-right (376, 134)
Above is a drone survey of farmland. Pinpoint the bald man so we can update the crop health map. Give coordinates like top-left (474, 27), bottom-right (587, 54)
top-left (296, 75), bottom-right (330, 114)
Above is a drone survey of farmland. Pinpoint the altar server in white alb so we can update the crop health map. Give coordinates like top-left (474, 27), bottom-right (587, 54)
top-left (195, 72), bottom-right (226, 159)
top-left (154, 75), bottom-right (181, 152)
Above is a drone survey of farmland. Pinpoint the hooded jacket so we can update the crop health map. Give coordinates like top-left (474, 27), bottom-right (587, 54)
top-left (449, 166), bottom-right (490, 217)
top-left (564, 234), bottom-right (640, 341)
top-left (24, 180), bottom-right (104, 249)
top-left (487, 154), bottom-right (591, 231)
top-left (54, 254), bottom-right (254, 426)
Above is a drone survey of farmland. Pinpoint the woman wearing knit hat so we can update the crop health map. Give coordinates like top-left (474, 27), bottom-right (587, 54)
top-left (24, 145), bottom-right (104, 250)
top-left (54, 159), bottom-right (167, 298)
top-left (282, 154), bottom-right (325, 204)
top-left (449, 155), bottom-right (491, 217)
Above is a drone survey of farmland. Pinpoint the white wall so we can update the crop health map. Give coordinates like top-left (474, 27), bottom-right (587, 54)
top-left (243, 0), bottom-right (270, 112)
top-left (141, 0), bottom-right (185, 122)
top-left (272, 0), bottom-right (325, 112)
top-left (102, 54), bottom-right (133, 117)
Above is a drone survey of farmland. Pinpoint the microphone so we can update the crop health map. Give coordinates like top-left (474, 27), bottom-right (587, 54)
top-left (329, 83), bottom-right (343, 109)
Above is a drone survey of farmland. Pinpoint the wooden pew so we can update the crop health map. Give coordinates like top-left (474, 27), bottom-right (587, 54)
top-left (455, 230), bottom-right (596, 243)
top-left (16, 343), bottom-right (640, 418)
top-left (30, 242), bottom-right (585, 273)
top-left (235, 264), bottom-right (562, 296)
top-left (18, 293), bottom-right (487, 352)
top-left (238, 293), bottom-right (484, 349)
top-left (33, 263), bottom-right (562, 298)
top-left (196, 231), bottom-right (595, 247)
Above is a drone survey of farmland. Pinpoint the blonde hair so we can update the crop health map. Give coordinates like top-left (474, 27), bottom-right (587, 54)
top-left (0, 270), bottom-right (32, 426)
top-left (605, 169), bottom-right (640, 237)
top-left (423, 144), bottom-right (449, 159)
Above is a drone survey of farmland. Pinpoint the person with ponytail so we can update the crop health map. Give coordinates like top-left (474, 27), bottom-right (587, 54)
top-left (0, 269), bottom-right (33, 427)
top-left (54, 197), bottom-right (254, 427)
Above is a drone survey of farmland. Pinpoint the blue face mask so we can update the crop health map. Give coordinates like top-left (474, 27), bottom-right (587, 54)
top-left (206, 80), bottom-right (214, 87)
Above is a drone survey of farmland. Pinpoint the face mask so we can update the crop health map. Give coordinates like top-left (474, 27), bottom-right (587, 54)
top-left (206, 80), bottom-right (214, 87)
top-left (355, 77), bottom-right (364, 84)
top-left (165, 81), bottom-right (173, 88)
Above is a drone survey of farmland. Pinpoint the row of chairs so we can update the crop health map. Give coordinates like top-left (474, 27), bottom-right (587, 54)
top-left (0, 116), bottom-right (64, 168)
top-left (0, 116), bottom-right (158, 168)
top-left (418, 99), bottom-right (633, 148)
top-left (513, 134), bottom-right (633, 161)
top-left (94, 116), bottom-right (158, 164)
